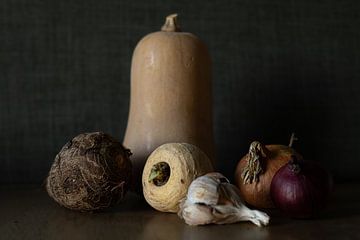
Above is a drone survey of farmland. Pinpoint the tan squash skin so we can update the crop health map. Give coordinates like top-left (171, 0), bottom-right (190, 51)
top-left (123, 14), bottom-right (215, 190)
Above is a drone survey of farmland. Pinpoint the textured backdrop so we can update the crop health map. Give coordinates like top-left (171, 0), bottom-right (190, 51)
top-left (1, 0), bottom-right (359, 183)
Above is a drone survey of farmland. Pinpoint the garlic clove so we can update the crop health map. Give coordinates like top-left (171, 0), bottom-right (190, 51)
top-left (211, 202), bottom-right (269, 226)
top-left (216, 184), bottom-right (270, 226)
top-left (248, 209), bottom-right (270, 227)
top-left (179, 200), bottom-right (214, 226)
top-left (186, 174), bottom-right (220, 206)
top-left (178, 172), bottom-right (270, 226)
top-left (219, 182), bottom-right (248, 207)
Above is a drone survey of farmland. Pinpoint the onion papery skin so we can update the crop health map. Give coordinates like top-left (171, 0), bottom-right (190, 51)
top-left (270, 159), bottom-right (332, 218)
top-left (235, 143), bottom-right (301, 208)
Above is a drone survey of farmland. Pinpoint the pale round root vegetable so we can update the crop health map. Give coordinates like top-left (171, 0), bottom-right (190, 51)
top-left (142, 143), bottom-right (213, 213)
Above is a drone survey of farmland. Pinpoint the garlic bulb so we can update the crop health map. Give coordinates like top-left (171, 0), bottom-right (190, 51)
top-left (178, 172), bottom-right (270, 226)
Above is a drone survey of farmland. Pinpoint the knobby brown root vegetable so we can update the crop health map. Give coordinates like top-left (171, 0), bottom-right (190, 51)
top-left (46, 132), bottom-right (132, 211)
top-left (234, 134), bottom-right (302, 208)
top-left (142, 143), bottom-right (213, 213)
top-left (123, 13), bottom-right (215, 191)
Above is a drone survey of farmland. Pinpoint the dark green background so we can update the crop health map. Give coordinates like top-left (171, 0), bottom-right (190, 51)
top-left (1, 0), bottom-right (359, 184)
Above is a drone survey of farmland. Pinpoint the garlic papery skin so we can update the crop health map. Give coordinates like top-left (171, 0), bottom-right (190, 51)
top-left (186, 172), bottom-right (223, 206)
top-left (178, 172), bottom-right (270, 226)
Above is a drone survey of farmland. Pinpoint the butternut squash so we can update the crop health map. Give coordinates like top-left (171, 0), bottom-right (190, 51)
top-left (123, 14), bottom-right (215, 190)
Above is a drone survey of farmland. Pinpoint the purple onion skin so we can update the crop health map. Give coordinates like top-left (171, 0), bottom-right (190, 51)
top-left (270, 158), bottom-right (333, 218)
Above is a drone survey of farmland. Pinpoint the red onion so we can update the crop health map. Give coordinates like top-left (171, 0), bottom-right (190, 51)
top-left (270, 156), bottom-right (332, 218)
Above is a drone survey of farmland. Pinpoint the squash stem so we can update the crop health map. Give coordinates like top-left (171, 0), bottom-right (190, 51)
top-left (161, 13), bottom-right (181, 32)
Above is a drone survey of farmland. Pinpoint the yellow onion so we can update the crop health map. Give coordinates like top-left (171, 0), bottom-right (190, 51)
top-left (234, 136), bottom-right (302, 208)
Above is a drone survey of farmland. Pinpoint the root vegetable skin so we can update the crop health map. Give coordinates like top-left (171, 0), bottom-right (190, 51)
top-left (142, 143), bottom-right (213, 213)
top-left (235, 142), bottom-right (302, 208)
top-left (46, 132), bottom-right (132, 211)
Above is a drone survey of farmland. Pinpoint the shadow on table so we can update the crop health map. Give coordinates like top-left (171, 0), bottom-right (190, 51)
top-left (140, 212), bottom-right (270, 240)
top-left (103, 192), bottom-right (151, 213)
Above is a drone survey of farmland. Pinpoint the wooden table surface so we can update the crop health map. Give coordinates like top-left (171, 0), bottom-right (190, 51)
top-left (1, 184), bottom-right (359, 240)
